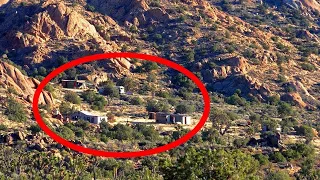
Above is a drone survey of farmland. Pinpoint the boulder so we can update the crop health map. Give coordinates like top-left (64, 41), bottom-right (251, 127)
top-left (0, 61), bottom-right (54, 106)
top-left (281, 92), bottom-right (307, 108)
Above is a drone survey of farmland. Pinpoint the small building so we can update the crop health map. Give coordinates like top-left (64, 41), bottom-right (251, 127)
top-left (156, 112), bottom-right (171, 124)
top-left (70, 111), bottom-right (107, 124)
top-left (148, 112), bottom-right (156, 119)
top-left (173, 114), bottom-right (192, 125)
top-left (155, 112), bottom-right (192, 125)
top-left (61, 80), bottom-right (87, 89)
top-left (116, 86), bottom-right (125, 94)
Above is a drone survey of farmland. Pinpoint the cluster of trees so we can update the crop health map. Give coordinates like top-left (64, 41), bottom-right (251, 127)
top-left (99, 121), bottom-right (160, 142)
top-left (4, 97), bottom-right (27, 122)
top-left (81, 90), bottom-right (107, 111)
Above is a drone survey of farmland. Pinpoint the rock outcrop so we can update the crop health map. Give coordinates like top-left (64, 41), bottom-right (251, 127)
top-left (283, 0), bottom-right (320, 12)
top-left (211, 74), bottom-right (271, 100)
top-left (0, 61), bottom-right (53, 105)
top-left (281, 92), bottom-right (307, 108)
top-left (88, 0), bottom-right (171, 26)
top-left (0, 0), bottom-right (9, 7)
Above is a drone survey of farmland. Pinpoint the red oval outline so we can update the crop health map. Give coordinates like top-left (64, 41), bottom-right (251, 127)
top-left (33, 52), bottom-right (210, 158)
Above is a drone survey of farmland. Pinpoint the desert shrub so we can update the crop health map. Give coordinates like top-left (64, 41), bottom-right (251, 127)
top-left (28, 124), bottom-right (41, 134)
top-left (146, 100), bottom-right (170, 112)
top-left (7, 86), bottom-right (18, 95)
top-left (0, 124), bottom-right (7, 131)
top-left (134, 124), bottom-right (160, 141)
top-left (175, 104), bottom-right (195, 114)
top-left (44, 84), bottom-right (54, 93)
top-left (277, 102), bottom-right (293, 117)
top-left (276, 53), bottom-right (289, 64)
top-left (118, 77), bottom-right (135, 91)
top-left (278, 74), bottom-right (287, 83)
top-left (5, 98), bottom-right (27, 122)
top-left (253, 154), bottom-right (270, 166)
top-left (283, 143), bottom-right (315, 161)
top-left (74, 120), bottom-right (90, 130)
top-left (153, 33), bottom-right (163, 42)
top-left (185, 50), bottom-right (195, 62)
top-left (130, 96), bottom-right (144, 105)
top-left (59, 102), bottom-right (74, 115)
top-left (86, 4), bottom-right (95, 12)
top-left (301, 62), bottom-right (316, 72)
top-left (226, 93), bottom-right (247, 106)
top-left (147, 73), bottom-right (156, 82)
top-left (81, 90), bottom-right (107, 111)
top-left (38, 66), bottom-right (47, 76)
top-left (233, 138), bottom-right (249, 148)
top-left (57, 56), bottom-right (68, 66)
top-left (64, 91), bottom-right (81, 104)
top-left (249, 113), bottom-right (261, 122)
top-left (100, 82), bottom-right (119, 98)
top-left (294, 125), bottom-right (314, 143)
top-left (155, 91), bottom-right (171, 98)
top-left (266, 171), bottom-right (291, 180)
top-left (269, 152), bottom-right (287, 163)
top-left (177, 88), bottom-right (192, 100)
top-left (172, 74), bottom-right (196, 91)
top-left (142, 62), bottom-right (158, 72)
top-left (268, 95), bottom-right (280, 105)
top-left (57, 126), bottom-right (75, 140)
top-left (168, 98), bottom-right (178, 106)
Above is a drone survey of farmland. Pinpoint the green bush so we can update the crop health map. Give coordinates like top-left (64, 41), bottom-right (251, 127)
top-left (269, 152), bottom-right (287, 163)
top-left (130, 97), bottom-right (144, 105)
top-left (28, 124), bottom-right (42, 134)
top-left (57, 126), bottom-right (75, 140)
top-left (0, 124), bottom-right (7, 131)
top-left (100, 82), bottom-right (119, 98)
top-left (175, 104), bottom-right (195, 114)
top-left (59, 102), bottom-right (75, 115)
top-left (177, 88), bottom-right (192, 100)
top-left (266, 171), bottom-right (291, 180)
top-left (86, 4), bottom-right (95, 12)
top-left (155, 91), bottom-right (171, 98)
top-left (294, 125), bottom-right (314, 143)
top-left (253, 154), bottom-right (269, 166)
top-left (64, 91), bottom-right (81, 104)
top-left (118, 77), bottom-right (135, 91)
top-left (44, 84), bottom-right (54, 93)
top-left (81, 90), bottom-right (107, 111)
top-left (277, 102), bottom-right (293, 117)
top-left (301, 62), bottom-right (317, 72)
top-left (226, 93), bottom-right (247, 106)
top-left (268, 95), bottom-right (280, 105)
top-left (5, 98), bottom-right (27, 122)
top-left (146, 100), bottom-right (170, 112)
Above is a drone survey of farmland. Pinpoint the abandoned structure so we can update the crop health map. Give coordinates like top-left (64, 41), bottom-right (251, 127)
top-left (70, 111), bottom-right (107, 124)
top-left (61, 80), bottom-right (87, 89)
top-left (151, 112), bottom-right (192, 125)
top-left (116, 86), bottom-right (125, 94)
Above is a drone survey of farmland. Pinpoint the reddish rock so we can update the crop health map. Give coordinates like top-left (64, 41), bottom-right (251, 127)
top-left (281, 92), bottom-right (307, 108)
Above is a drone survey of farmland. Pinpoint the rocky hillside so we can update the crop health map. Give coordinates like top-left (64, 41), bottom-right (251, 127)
top-left (0, 0), bottom-right (319, 108)
top-left (0, 61), bottom-right (53, 105)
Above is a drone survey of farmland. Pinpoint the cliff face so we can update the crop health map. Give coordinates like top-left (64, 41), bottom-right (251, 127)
top-left (0, 1), bottom-right (132, 74)
top-left (0, 61), bottom-right (53, 106)
top-left (87, 0), bottom-right (170, 26)
top-left (283, 0), bottom-right (320, 12)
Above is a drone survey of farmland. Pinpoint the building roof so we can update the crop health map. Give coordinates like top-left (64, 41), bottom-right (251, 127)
top-left (62, 80), bottom-right (86, 83)
top-left (78, 110), bottom-right (107, 118)
top-left (80, 110), bottom-right (95, 116)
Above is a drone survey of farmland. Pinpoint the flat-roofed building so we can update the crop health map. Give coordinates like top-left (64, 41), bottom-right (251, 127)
top-left (70, 111), bottom-right (107, 124)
